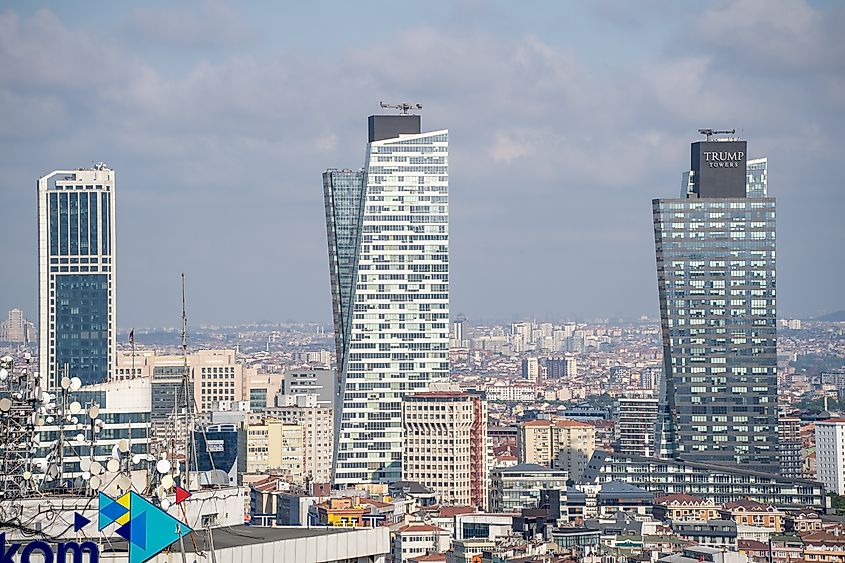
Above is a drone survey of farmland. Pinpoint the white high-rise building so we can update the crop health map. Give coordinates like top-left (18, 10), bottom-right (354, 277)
top-left (324, 113), bottom-right (449, 485)
top-left (39, 165), bottom-right (116, 389)
top-left (815, 419), bottom-right (845, 495)
top-left (616, 392), bottom-right (660, 457)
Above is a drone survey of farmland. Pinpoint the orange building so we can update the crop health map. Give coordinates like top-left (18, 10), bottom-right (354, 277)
top-left (721, 498), bottom-right (785, 532)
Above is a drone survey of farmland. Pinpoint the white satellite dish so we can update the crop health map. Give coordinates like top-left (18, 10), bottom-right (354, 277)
top-left (88, 406), bottom-right (100, 419)
top-left (0, 398), bottom-right (11, 412)
top-left (161, 499), bottom-right (171, 510)
top-left (60, 377), bottom-right (71, 390)
top-left (90, 475), bottom-right (101, 490)
top-left (161, 474), bottom-right (174, 489)
top-left (156, 459), bottom-right (171, 474)
top-left (107, 459), bottom-right (120, 472)
top-left (118, 439), bottom-right (130, 453)
top-left (80, 459), bottom-right (92, 471)
top-left (82, 471), bottom-right (91, 481)
top-left (22, 471), bottom-right (32, 481)
top-left (132, 454), bottom-right (143, 465)
top-left (76, 433), bottom-right (86, 443)
top-left (0, 369), bottom-right (8, 381)
top-left (70, 377), bottom-right (82, 391)
top-left (90, 461), bottom-right (103, 475)
top-left (69, 401), bottom-right (82, 414)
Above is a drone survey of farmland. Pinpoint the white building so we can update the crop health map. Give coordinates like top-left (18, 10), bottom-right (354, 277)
top-left (39, 165), bottom-right (116, 389)
top-left (815, 418), bottom-right (845, 494)
top-left (402, 390), bottom-right (487, 508)
top-left (324, 113), bottom-right (448, 485)
top-left (616, 391), bottom-right (660, 457)
top-left (521, 357), bottom-right (539, 381)
top-left (393, 523), bottom-right (450, 563)
top-left (269, 393), bottom-right (334, 483)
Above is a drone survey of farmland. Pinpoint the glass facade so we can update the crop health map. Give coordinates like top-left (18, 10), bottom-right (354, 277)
top-left (54, 274), bottom-right (110, 385)
top-left (324, 120), bottom-right (449, 485)
top-left (39, 167), bottom-right (116, 389)
top-left (653, 146), bottom-right (778, 473)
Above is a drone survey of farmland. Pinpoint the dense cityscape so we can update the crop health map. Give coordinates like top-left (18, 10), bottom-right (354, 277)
top-left (2, 3), bottom-right (845, 563)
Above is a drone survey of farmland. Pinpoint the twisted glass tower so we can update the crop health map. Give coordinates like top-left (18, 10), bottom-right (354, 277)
top-left (324, 114), bottom-right (449, 485)
top-left (653, 140), bottom-right (778, 474)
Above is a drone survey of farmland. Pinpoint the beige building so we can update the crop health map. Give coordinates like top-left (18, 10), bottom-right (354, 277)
top-left (518, 418), bottom-right (596, 482)
top-left (246, 417), bottom-right (305, 482)
top-left (402, 390), bottom-right (488, 508)
top-left (115, 349), bottom-right (256, 413)
top-left (266, 394), bottom-right (334, 484)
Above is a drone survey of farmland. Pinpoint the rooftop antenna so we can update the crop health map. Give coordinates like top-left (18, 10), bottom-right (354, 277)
top-left (379, 101), bottom-right (423, 115)
top-left (180, 273), bottom-right (193, 490)
top-left (698, 128), bottom-right (736, 141)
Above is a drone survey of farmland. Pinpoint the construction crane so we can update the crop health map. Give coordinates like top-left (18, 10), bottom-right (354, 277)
top-left (698, 128), bottom-right (736, 141)
top-left (379, 101), bottom-right (423, 115)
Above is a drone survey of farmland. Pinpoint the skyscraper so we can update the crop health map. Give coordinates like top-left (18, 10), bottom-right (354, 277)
top-left (653, 136), bottom-right (778, 473)
top-left (324, 112), bottom-right (449, 485)
top-left (39, 165), bottom-right (116, 389)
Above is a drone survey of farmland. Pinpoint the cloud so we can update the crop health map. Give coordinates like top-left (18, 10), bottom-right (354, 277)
top-left (124, 0), bottom-right (249, 48)
top-left (0, 3), bottom-right (843, 325)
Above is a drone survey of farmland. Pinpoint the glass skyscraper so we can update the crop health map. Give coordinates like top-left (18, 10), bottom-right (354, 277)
top-left (653, 139), bottom-right (778, 474)
top-left (38, 165), bottom-right (116, 389)
top-left (323, 114), bottom-right (449, 485)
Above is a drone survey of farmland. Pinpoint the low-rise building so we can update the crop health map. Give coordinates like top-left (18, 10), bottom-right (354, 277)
top-left (653, 493), bottom-right (721, 522)
top-left (393, 523), bottom-right (450, 563)
top-left (490, 464), bottom-right (568, 513)
top-left (672, 520), bottom-right (738, 550)
top-left (721, 499), bottom-right (784, 532)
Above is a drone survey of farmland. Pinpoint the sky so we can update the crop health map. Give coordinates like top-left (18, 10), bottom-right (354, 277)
top-left (0, 0), bottom-right (843, 327)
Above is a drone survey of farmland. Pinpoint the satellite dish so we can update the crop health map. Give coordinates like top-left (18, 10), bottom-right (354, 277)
top-left (46, 416), bottom-right (55, 424)
top-left (76, 433), bottom-right (86, 443)
top-left (107, 459), bottom-right (120, 472)
top-left (0, 398), bottom-right (11, 412)
top-left (88, 406), bottom-right (100, 419)
top-left (70, 377), bottom-right (82, 391)
top-left (42, 392), bottom-right (52, 403)
top-left (61, 377), bottom-right (71, 390)
top-left (48, 465), bottom-right (60, 478)
top-left (69, 401), bottom-right (82, 414)
top-left (22, 471), bottom-right (32, 481)
top-left (118, 439), bottom-right (130, 453)
top-left (0, 369), bottom-right (7, 381)
top-left (111, 445), bottom-right (121, 459)
top-left (132, 454), bottom-right (143, 465)
top-left (36, 417), bottom-right (45, 427)
top-left (90, 475), bottom-right (101, 490)
top-left (116, 474), bottom-right (131, 490)
top-left (82, 471), bottom-right (91, 481)
top-left (161, 474), bottom-right (174, 489)
top-left (156, 459), bottom-right (171, 474)
top-left (161, 499), bottom-right (172, 510)
top-left (90, 461), bottom-right (103, 475)
top-left (80, 459), bottom-right (92, 471)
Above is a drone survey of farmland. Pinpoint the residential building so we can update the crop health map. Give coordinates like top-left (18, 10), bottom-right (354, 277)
top-left (281, 368), bottom-right (335, 404)
top-left (546, 356), bottom-right (577, 380)
top-left (653, 493), bottom-right (720, 522)
top-left (518, 418), bottom-right (596, 482)
top-left (39, 165), bottom-right (116, 388)
top-left (402, 390), bottom-right (488, 508)
top-left (815, 419), bottom-right (845, 494)
top-left (653, 138), bottom-right (778, 472)
top-left (721, 499), bottom-right (784, 532)
top-left (616, 391), bottom-right (660, 457)
top-left (657, 545), bottom-right (749, 563)
top-left (672, 520), bottom-right (738, 550)
top-left (324, 112), bottom-right (449, 485)
top-left (800, 529), bottom-right (845, 563)
top-left (0, 308), bottom-right (35, 343)
top-left (268, 393), bottom-right (334, 484)
top-left (521, 357), bottom-right (539, 381)
top-left (583, 451), bottom-right (827, 509)
top-left (246, 418), bottom-right (305, 481)
top-left (490, 463), bottom-right (568, 513)
top-left (393, 523), bottom-right (450, 563)
top-left (779, 414), bottom-right (803, 479)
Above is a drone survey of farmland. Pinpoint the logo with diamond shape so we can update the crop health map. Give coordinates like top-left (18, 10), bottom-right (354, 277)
top-left (98, 491), bottom-right (191, 563)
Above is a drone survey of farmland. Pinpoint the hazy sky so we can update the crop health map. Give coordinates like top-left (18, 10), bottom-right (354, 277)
top-left (1, 0), bottom-right (843, 327)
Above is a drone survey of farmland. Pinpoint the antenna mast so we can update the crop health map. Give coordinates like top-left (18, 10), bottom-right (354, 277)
top-left (379, 101), bottom-right (423, 115)
top-left (698, 128), bottom-right (736, 141)
top-left (180, 273), bottom-right (192, 489)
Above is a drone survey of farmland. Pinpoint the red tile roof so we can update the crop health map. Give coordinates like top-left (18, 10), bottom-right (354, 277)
top-left (438, 506), bottom-right (477, 518)
top-left (398, 524), bottom-right (447, 534)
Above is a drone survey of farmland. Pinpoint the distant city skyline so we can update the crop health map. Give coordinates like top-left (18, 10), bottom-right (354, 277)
top-left (1, 2), bottom-right (843, 327)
